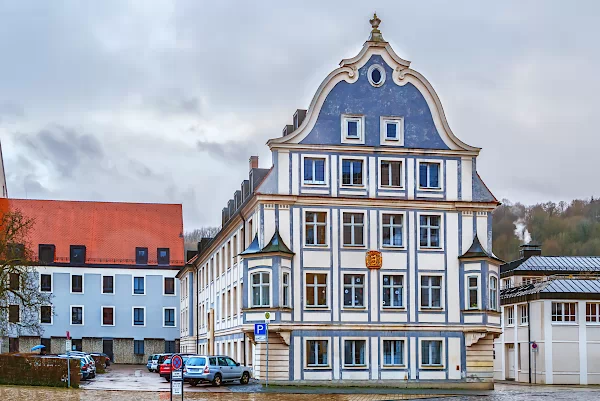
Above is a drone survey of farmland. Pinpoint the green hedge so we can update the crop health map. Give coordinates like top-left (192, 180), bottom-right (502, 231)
top-left (0, 354), bottom-right (80, 388)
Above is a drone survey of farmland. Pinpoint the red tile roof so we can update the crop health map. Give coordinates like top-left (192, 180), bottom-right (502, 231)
top-left (1, 198), bottom-right (184, 266)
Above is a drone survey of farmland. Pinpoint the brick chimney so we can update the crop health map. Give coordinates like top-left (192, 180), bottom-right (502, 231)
top-left (249, 156), bottom-right (259, 171)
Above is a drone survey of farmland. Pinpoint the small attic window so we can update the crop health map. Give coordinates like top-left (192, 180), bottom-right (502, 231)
top-left (368, 64), bottom-right (386, 87)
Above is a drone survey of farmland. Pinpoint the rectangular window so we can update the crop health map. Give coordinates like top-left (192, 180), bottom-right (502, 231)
top-left (489, 276), bottom-right (498, 311)
top-left (307, 340), bottom-right (328, 367)
top-left (341, 159), bottom-right (363, 186)
top-left (419, 162), bottom-right (440, 189)
top-left (382, 214), bottom-right (403, 247)
top-left (251, 272), bottom-right (270, 307)
top-left (71, 339), bottom-right (82, 351)
top-left (102, 307), bottom-right (114, 326)
top-left (420, 276), bottom-right (442, 309)
top-left (233, 286), bottom-right (238, 316)
top-left (70, 245), bottom-right (86, 264)
top-left (306, 273), bottom-right (328, 307)
top-left (133, 307), bottom-right (145, 326)
top-left (71, 275), bottom-right (83, 293)
top-left (102, 276), bottom-right (114, 294)
top-left (40, 305), bottom-right (52, 324)
top-left (386, 121), bottom-right (398, 139)
top-left (305, 212), bottom-right (327, 246)
top-left (40, 274), bottom-right (52, 292)
top-left (71, 306), bottom-right (83, 325)
top-left (282, 273), bottom-right (290, 307)
top-left (421, 340), bottom-right (443, 366)
top-left (135, 247), bottom-right (148, 265)
top-left (157, 248), bottom-right (170, 265)
top-left (343, 213), bottom-right (364, 246)
top-left (467, 276), bottom-right (479, 309)
top-left (419, 215), bottom-right (441, 248)
top-left (502, 278), bottom-right (512, 289)
top-left (133, 277), bottom-right (145, 295)
top-left (506, 306), bottom-right (514, 325)
top-left (586, 303), bottom-right (600, 323)
top-left (9, 273), bottom-right (19, 290)
top-left (9, 305), bottom-right (19, 323)
top-left (382, 275), bottom-right (403, 308)
top-left (164, 277), bottom-right (175, 295)
top-left (383, 340), bottom-right (404, 366)
top-left (164, 308), bottom-right (175, 327)
top-left (519, 304), bottom-right (529, 325)
top-left (304, 158), bottom-right (326, 184)
top-left (39, 244), bottom-right (55, 264)
top-left (165, 341), bottom-right (175, 353)
top-left (380, 161), bottom-right (402, 188)
top-left (343, 274), bottom-right (365, 307)
top-left (343, 340), bottom-right (366, 367)
top-left (344, 118), bottom-right (362, 139)
top-left (134, 340), bottom-right (144, 355)
top-left (552, 302), bottom-right (577, 322)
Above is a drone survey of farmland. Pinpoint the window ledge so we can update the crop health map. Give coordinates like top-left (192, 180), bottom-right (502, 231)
top-left (551, 322), bottom-right (578, 326)
top-left (420, 365), bottom-right (445, 370)
top-left (420, 307), bottom-right (444, 312)
top-left (418, 187), bottom-right (443, 192)
top-left (304, 244), bottom-right (329, 249)
top-left (342, 245), bottom-right (367, 249)
top-left (305, 307), bottom-right (330, 311)
top-left (340, 185), bottom-right (366, 189)
top-left (379, 186), bottom-right (405, 191)
top-left (382, 365), bottom-right (407, 369)
top-left (305, 365), bottom-right (331, 370)
top-left (342, 365), bottom-right (368, 370)
top-left (382, 307), bottom-right (406, 311)
top-left (303, 182), bottom-right (328, 187)
top-left (381, 245), bottom-right (406, 250)
top-left (342, 307), bottom-right (367, 311)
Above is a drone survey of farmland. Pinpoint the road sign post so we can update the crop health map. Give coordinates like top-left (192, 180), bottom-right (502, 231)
top-left (264, 312), bottom-right (271, 387)
top-left (170, 354), bottom-right (184, 401)
top-left (65, 336), bottom-right (72, 388)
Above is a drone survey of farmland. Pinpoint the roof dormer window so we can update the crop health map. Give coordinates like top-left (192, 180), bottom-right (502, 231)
top-left (136, 247), bottom-right (148, 265)
top-left (158, 248), bottom-right (170, 265)
top-left (70, 245), bottom-right (86, 264)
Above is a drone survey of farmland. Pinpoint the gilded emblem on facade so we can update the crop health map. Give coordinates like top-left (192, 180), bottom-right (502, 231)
top-left (365, 250), bottom-right (382, 269)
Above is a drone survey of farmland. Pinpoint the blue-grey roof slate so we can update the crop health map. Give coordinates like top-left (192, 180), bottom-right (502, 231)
top-left (541, 279), bottom-right (600, 294)
top-left (514, 256), bottom-right (600, 272)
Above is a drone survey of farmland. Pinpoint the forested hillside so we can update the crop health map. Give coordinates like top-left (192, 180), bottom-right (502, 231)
top-left (492, 198), bottom-right (600, 262)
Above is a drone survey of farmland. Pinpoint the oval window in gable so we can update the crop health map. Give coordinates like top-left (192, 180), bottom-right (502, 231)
top-left (367, 64), bottom-right (386, 87)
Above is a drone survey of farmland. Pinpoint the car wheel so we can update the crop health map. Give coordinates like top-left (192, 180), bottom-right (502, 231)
top-left (212, 374), bottom-right (222, 387)
top-left (240, 371), bottom-right (250, 385)
top-left (189, 379), bottom-right (198, 387)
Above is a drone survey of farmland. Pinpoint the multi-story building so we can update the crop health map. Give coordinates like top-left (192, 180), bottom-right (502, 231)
top-left (1, 198), bottom-right (183, 363)
top-left (179, 15), bottom-right (501, 388)
top-left (494, 244), bottom-right (600, 385)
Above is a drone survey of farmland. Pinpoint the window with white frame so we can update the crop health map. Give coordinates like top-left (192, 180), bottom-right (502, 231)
top-left (306, 273), bottom-right (327, 307)
top-left (40, 274), bottom-right (52, 292)
top-left (71, 274), bottom-right (83, 293)
top-left (489, 276), bottom-right (498, 311)
top-left (380, 160), bottom-right (402, 188)
top-left (587, 303), bottom-right (600, 323)
top-left (343, 116), bottom-right (362, 140)
top-left (419, 162), bottom-right (441, 189)
top-left (282, 272), bottom-right (290, 307)
top-left (382, 275), bottom-right (403, 308)
top-left (343, 274), bottom-right (365, 307)
top-left (133, 307), bottom-right (145, 326)
top-left (341, 159), bottom-right (363, 186)
top-left (303, 158), bottom-right (326, 185)
top-left (421, 340), bottom-right (443, 366)
top-left (164, 308), bottom-right (175, 327)
top-left (467, 276), bottom-right (479, 309)
top-left (552, 302), bottom-right (577, 322)
top-left (305, 212), bottom-right (327, 246)
top-left (522, 277), bottom-right (542, 285)
top-left (343, 212), bottom-right (364, 246)
top-left (519, 304), bottom-right (529, 325)
top-left (133, 277), bottom-right (145, 295)
top-left (505, 306), bottom-right (514, 325)
top-left (382, 214), bottom-right (403, 247)
top-left (306, 340), bottom-right (328, 367)
top-left (419, 215), bottom-right (441, 248)
top-left (502, 278), bottom-right (512, 289)
top-left (102, 276), bottom-right (114, 294)
top-left (344, 339), bottom-right (366, 367)
top-left (420, 276), bottom-right (442, 309)
top-left (251, 272), bottom-right (270, 307)
top-left (102, 306), bottom-right (114, 326)
top-left (40, 305), bottom-right (52, 324)
top-left (383, 120), bottom-right (401, 140)
top-left (71, 306), bottom-right (83, 325)
top-left (383, 339), bottom-right (404, 366)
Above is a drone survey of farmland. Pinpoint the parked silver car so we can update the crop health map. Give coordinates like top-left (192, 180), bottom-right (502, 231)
top-left (183, 355), bottom-right (252, 387)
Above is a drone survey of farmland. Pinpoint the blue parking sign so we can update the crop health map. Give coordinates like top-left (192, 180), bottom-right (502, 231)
top-left (255, 323), bottom-right (267, 342)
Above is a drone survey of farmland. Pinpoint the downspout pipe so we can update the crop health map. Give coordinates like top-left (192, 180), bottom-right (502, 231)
top-left (528, 299), bottom-right (532, 384)
top-left (241, 215), bottom-right (247, 366)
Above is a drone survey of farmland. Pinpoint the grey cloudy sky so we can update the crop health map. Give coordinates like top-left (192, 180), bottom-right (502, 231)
top-left (1, 1), bottom-right (598, 230)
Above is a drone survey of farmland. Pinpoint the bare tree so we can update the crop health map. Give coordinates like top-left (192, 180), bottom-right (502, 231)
top-left (0, 210), bottom-right (52, 342)
top-left (184, 227), bottom-right (220, 250)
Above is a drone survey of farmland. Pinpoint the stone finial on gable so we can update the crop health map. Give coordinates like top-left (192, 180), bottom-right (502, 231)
top-left (368, 13), bottom-right (385, 42)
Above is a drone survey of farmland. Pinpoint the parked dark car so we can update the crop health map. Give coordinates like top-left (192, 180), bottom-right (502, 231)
top-left (90, 352), bottom-right (111, 368)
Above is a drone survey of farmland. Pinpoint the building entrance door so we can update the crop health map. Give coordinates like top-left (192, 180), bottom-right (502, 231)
top-left (103, 339), bottom-right (114, 361)
top-left (9, 338), bottom-right (19, 353)
top-left (506, 344), bottom-right (515, 380)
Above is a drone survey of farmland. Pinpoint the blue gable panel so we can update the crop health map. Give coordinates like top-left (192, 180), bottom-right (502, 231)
top-left (472, 173), bottom-right (496, 202)
top-left (300, 55), bottom-right (450, 150)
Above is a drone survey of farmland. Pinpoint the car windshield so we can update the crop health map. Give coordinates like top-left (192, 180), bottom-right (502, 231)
top-left (164, 359), bottom-right (171, 364)
top-left (186, 357), bottom-right (206, 366)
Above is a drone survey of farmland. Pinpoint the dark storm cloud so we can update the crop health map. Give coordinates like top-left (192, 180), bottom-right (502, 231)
top-left (1, 0), bottom-right (599, 229)
top-left (15, 126), bottom-right (104, 178)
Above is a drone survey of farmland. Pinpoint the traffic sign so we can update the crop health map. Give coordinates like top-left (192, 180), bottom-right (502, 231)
top-left (65, 339), bottom-right (72, 352)
top-left (172, 380), bottom-right (182, 395)
top-left (172, 370), bottom-right (182, 379)
top-left (171, 354), bottom-right (183, 371)
top-left (255, 323), bottom-right (267, 343)
top-left (264, 311), bottom-right (271, 321)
